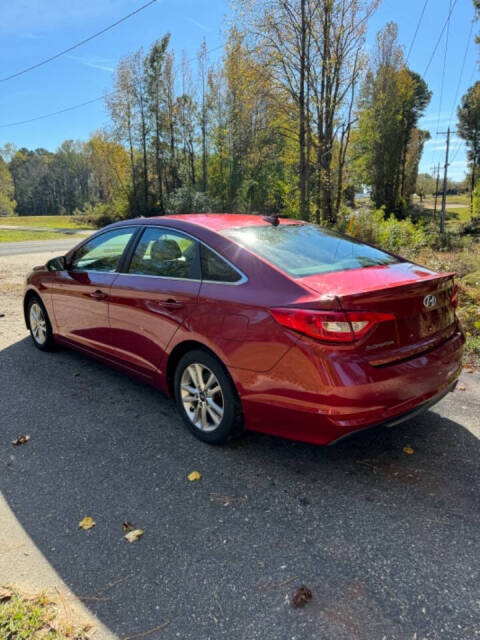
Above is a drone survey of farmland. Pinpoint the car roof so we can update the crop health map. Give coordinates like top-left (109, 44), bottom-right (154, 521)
top-left (143, 213), bottom-right (299, 231)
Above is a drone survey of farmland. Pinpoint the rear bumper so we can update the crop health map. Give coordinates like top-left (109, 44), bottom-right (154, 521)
top-left (231, 328), bottom-right (465, 445)
top-left (328, 379), bottom-right (458, 445)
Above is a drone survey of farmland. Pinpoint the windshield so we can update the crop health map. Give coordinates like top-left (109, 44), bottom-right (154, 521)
top-left (223, 223), bottom-right (400, 277)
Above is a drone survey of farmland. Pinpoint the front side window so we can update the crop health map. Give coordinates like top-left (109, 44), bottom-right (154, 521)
top-left (128, 228), bottom-right (199, 279)
top-left (223, 223), bottom-right (400, 277)
top-left (70, 228), bottom-right (136, 273)
top-left (200, 245), bottom-right (242, 283)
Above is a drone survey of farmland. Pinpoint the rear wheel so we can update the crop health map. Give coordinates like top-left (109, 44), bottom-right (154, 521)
top-left (27, 296), bottom-right (55, 351)
top-left (174, 349), bottom-right (243, 444)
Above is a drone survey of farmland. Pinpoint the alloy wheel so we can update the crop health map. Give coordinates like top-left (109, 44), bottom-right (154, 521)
top-left (180, 363), bottom-right (224, 432)
top-left (29, 302), bottom-right (47, 346)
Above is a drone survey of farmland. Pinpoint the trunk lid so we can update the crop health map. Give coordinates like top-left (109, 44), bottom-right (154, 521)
top-left (300, 262), bottom-right (457, 364)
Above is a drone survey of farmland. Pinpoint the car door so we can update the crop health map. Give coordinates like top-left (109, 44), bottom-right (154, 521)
top-left (50, 226), bottom-right (138, 353)
top-left (107, 226), bottom-right (201, 377)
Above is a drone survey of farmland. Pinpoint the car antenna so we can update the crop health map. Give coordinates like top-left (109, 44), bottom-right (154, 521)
top-left (263, 213), bottom-right (280, 226)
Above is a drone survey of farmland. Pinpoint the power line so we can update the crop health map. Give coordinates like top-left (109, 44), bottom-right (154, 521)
top-left (423, 0), bottom-right (457, 77)
top-left (448, 18), bottom-right (474, 125)
top-left (0, 45), bottom-right (224, 128)
top-left (435, 0), bottom-right (452, 135)
top-left (0, 95), bottom-right (107, 128)
top-left (450, 139), bottom-right (464, 163)
top-left (428, 0), bottom-right (455, 171)
top-left (406, 0), bottom-right (429, 63)
top-left (0, 0), bottom-right (158, 83)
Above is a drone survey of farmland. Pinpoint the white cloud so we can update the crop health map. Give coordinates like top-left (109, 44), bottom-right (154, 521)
top-left (185, 17), bottom-right (211, 32)
top-left (20, 32), bottom-right (43, 40)
top-left (66, 54), bottom-right (115, 73)
top-left (419, 112), bottom-right (451, 126)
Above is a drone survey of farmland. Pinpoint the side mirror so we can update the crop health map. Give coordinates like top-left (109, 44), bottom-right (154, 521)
top-left (46, 256), bottom-right (67, 271)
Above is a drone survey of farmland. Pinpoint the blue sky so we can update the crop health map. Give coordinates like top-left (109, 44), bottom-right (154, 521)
top-left (0, 0), bottom-right (477, 180)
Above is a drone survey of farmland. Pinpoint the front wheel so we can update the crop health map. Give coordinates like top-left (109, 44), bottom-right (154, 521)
top-left (174, 349), bottom-right (243, 444)
top-left (27, 296), bottom-right (55, 351)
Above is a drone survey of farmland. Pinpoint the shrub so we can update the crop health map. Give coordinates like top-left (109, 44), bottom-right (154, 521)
top-left (336, 207), bottom-right (426, 257)
top-left (165, 187), bottom-right (220, 215)
top-left (472, 183), bottom-right (480, 218)
top-left (74, 195), bottom-right (130, 228)
top-left (0, 192), bottom-right (16, 216)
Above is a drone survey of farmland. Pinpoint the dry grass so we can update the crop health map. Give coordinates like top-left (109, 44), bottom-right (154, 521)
top-left (0, 587), bottom-right (91, 639)
top-left (414, 243), bottom-right (480, 366)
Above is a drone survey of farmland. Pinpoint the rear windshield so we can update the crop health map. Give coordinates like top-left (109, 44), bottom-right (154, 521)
top-left (223, 223), bottom-right (400, 277)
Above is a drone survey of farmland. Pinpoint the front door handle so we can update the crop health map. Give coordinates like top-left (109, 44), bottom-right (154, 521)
top-left (90, 289), bottom-right (108, 300)
top-left (159, 298), bottom-right (184, 309)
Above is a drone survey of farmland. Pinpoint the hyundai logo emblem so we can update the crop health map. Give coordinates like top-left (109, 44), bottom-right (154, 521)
top-left (423, 294), bottom-right (437, 309)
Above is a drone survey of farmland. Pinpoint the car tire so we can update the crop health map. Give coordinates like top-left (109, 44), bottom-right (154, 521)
top-left (27, 295), bottom-right (55, 351)
top-left (174, 349), bottom-right (244, 444)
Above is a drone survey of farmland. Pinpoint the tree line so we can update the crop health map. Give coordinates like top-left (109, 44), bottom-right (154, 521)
top-left (1, 0), bottom-right (479, 222)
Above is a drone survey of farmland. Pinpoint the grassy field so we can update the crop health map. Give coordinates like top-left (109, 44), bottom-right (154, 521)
top-left (419, 193), bottom-right (470, 208)
top-left (0, 215), bottom-right (94, 229)
top-left (416, 195), bottom-right (473, 232)
top-left (0, 229), bottom-right (75, 242)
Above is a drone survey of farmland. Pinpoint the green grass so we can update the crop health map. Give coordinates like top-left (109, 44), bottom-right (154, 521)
top-left (420, 193), bottom-right (470, 208)
top-left (0, 588), bottom-right (89, 639)
top-left (445, 206), bottom-right (472, 223)
top-left (416, 202), bottom-right (473, 232)
top-left (0, 215), bottom-right (94, 230)
top-left (0, 229), bottom-right (75, 242)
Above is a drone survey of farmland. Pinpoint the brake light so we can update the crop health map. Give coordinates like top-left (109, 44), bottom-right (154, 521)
top-left (450, 284), bottom-right (459, 309)
top-left (270, 308), bottom-right (395, 343)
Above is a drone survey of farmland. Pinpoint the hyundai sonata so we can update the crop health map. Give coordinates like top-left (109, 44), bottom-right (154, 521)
top-left (24, 214), bottom-right (464, 445)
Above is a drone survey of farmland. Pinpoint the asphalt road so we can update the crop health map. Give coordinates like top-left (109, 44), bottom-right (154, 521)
top-left (0, 237), bottom-right (83, 257)
top-left (1, 254), bottom-right (480, 639)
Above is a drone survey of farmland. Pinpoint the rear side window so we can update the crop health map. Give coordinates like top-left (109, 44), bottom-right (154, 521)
top-left (128, 227), bottom-right (199, 279)
top-left (223, 223), bottom-right (399, 277)
top-left (200, 245), bottom-right (242, 283)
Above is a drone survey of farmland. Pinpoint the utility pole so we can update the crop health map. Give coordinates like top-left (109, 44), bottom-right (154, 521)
top-left (433, 163), bottom-right (440, 218)
top-left (440, 128), bottom-right (451, 234)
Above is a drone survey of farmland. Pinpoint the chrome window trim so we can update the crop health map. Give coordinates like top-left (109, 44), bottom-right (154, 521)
top-left (123, 224), bottom-right (248, 286)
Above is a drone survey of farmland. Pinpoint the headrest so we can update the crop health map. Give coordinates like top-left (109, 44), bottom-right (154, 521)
top-left (150, 238), bottom-right (182, 262)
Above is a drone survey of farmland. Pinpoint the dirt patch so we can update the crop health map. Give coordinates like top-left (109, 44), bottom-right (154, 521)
top-left (0, 253), bottom-right (55, 349)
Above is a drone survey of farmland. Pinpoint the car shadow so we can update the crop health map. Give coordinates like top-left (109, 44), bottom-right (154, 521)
top-left (1, 337), bottom-right (479, 640)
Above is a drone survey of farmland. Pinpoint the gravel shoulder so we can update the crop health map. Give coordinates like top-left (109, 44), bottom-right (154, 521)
top-left (1, 252), bottom-right (479, 640)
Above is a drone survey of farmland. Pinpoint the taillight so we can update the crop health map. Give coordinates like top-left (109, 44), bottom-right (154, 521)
top-left (450, 284), bottom-right (459, 309)
top-left (270, 308), bottom-right (395, 343)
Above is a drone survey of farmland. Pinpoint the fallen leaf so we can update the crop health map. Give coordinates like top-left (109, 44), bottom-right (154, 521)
top-left (11, 435), bottom-right (30, 446)
top-left (79, 516), bottom-right (96, 530)
top-left (403, 446), bottom-right (415, 455)
top-left (457, 383), bottom-right (466, 391)
top-left (125, 529), bottom-right (144, 543)
top-left (188, 470), bottom-right (201, 482)
top-left (291, 585), bottom-right (312, 608)
top-left (0, 587), bottom-right (12, 602)
top-left (122, 521), bottom-right (134, 532)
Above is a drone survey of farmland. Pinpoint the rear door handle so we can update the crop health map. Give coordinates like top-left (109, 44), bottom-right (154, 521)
top-left (90, 289), bottom-right (108, 300)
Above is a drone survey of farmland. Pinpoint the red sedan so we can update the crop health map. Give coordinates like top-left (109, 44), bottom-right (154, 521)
top-left (23, 214), bottom-right (464, 445)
